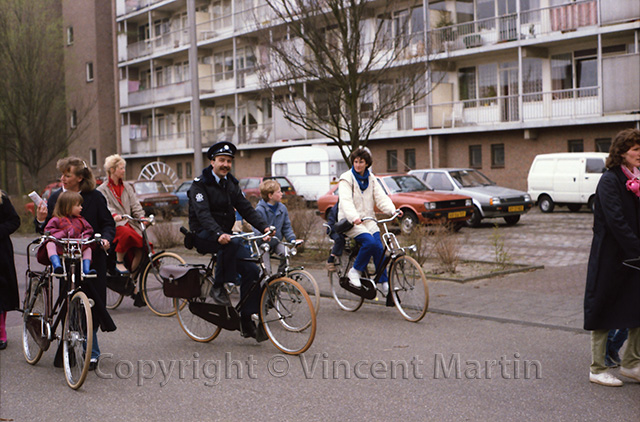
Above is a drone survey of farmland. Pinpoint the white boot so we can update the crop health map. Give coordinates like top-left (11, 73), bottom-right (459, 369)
top-left (347, 267), bottom-right (362, 288)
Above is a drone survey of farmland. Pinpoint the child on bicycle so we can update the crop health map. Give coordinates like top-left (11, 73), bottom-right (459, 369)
top-left (325, 199), bottom-right (345, 272)
top-left (253, 179), bottom-right (301, 274)
top-left (43, 191), bottom-right (96, 276)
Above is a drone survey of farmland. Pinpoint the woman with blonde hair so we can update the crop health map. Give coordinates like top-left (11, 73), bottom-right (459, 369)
top-left (97, 154), bottom-right (147, 307)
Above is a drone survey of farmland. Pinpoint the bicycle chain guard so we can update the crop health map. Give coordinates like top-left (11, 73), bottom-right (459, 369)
top-left (339, 277), bottom-right (377, 300)
top-left (189, 302), bottom-right (240, 331)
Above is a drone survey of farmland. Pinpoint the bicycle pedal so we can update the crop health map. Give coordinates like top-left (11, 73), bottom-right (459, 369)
top-left (83, 273), bottom-right (98, 278)
top-left (52, 272), bottom-right (67, 278)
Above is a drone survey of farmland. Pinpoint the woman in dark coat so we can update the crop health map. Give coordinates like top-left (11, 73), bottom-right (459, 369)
top-left (585, 128), bottom-right (640, 386)
top-left (36, 157), bottom-right (116, 370)
top-left (0, 191), bottom-right (21, 350)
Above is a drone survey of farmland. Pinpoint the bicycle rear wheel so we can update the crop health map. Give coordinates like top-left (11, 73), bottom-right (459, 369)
top-left (106, 287), bottom-right (124, 310)
top-left (63, 291), bottom-right (93, 390)
top-left (260, 277), bottom-right (316, 355)
top-left (329, 256), bottom-right (364, 312)
top-left (22, 275), bottom-right (46, 365)
top-left (175, 276), bottom-right (221, 342)
top-left (389, 255), bottom-right (429, 322)
top-left (141, 252), bottom-right (186, 317)
top-left (288, 269), bottom-right (320, 316)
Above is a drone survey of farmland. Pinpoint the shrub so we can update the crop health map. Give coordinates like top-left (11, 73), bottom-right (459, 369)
top-left (149, 223), bottom-right (182, 249)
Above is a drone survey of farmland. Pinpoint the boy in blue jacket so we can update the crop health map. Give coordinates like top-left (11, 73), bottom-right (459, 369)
top-left (254, 179), bottom-right (300, 274)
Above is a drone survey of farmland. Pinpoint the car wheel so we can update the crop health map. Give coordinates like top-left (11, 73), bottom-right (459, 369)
top-left (588, 196), bottom-right (595, 212)
top-left (539, 195), bottom-right (554, 213)
top-left (325, 206), bottom-right (333, 220)
top-left (503, 215), bottom-right (520, 225)
top-left (466, 206), bottom-right (482, 228)
top-left (400, 211), bottom-right (418, 235)
top-left (567, 204), bottom-right (581, 212)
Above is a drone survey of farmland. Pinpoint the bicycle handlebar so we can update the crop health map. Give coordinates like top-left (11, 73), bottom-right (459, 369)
top-left (229, 226), bottom-right (276, 242)
top-left (361, 210), bottom-right (402, 225)
top-left (37, 233), bottom-right (103, 248)
top-left (121, 214), bottom-right (155, 225)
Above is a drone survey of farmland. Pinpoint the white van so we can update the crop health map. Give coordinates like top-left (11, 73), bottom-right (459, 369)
top-left (527, 152), bottom-right (607, 212)
top-left (271, 145), bottom-right (350, 202)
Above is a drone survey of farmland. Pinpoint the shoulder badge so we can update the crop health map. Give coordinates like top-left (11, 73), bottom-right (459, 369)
top-left (195, 193), bottom-right (204, 202)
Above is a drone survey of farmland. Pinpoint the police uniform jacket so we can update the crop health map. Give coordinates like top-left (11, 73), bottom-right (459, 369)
top-left (188, 165), bottom-right (268, 239)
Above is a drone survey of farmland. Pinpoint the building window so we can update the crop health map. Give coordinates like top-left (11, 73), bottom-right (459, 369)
top-left (186, 162), bottom-right (192, 179)
top-left (404, 149), bottom-right (416, 171)
top-left (595, 138), bottom-right (611, 153)
top-left (86, 62), bottom-right (94, 82)
top-left (387, 150), bottom-right (398, 172)
top-left (491, 144), bottom-right (504, 168)
top-left (265, 157), bottom-right (271, 176)
top-left (176, 162), bottom-right (183, 179)
top-left (568, 139), bottom-right (584, 152)
top-left (89, 149), bottom-right (97, 168)
top-left (469, 145), bottom-right (482, 168)
top-left (70, 110), bottom-right (77, 128)
top-left (66, 26), bottom-right (73, 45)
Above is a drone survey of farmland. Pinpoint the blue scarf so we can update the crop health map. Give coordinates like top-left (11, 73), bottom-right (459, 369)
top-left (351, 167), bottom-right (370, 192)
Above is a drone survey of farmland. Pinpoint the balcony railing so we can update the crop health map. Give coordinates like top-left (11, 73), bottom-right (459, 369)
top-left (127, 81), bottom-right (191, 108)
top-left (122, 0), bottom-right (164, 16)
top-left (202, 123), bottom-right (274, 147)
top-left (126, 27), bottom-right (189, 62)
top-left (429, 0), bottom-right (597, 54)
top-left (431, 87), bottom-right (600, 128)
top-left (129, 132), bottom-right (192, 154)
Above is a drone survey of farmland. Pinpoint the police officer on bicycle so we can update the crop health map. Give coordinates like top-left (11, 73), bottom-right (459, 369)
top-left (188, 141), bottom-right (271, 339)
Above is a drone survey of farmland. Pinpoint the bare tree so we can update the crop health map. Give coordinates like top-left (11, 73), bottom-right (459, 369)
top-left (257, 0), bottom-right (430, 163)
top-left (0, 0), bottom-right (90, 191)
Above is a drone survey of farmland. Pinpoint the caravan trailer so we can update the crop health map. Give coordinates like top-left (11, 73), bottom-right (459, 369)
top-left (271, 145), bottom-right (350, 202)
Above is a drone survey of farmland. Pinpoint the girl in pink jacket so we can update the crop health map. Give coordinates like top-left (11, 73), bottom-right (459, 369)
top-left (44, 191), bottom-right (95, 275)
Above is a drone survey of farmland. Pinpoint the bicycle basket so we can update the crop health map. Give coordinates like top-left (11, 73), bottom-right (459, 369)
top-left (160, 264), bottom-right (202, 299)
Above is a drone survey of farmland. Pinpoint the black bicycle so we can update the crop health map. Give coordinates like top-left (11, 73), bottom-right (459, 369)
top-left (105, 214), bottom-right (186, 316)
top-left (327, 212), bottom-right (429, 322)
top-left (22, 234), bottom-right (103, 389)
top-left (172, 230), bottom-right (317, 355)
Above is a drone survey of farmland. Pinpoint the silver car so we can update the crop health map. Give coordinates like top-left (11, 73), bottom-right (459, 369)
top-left (408, 168), bottom-right (533, 227)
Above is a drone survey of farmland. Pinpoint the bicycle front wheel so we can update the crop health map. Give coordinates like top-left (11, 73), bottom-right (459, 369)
top-left (329, 257), bottom-right (364, 312)
top-left (288, 269), bottom-right (320, 316)
top-left (175, 276), bottom-right (221, 342)
top-left (141, 252), bottom-right (186, 317)
top-left (22, 276), bottom-right (46, 365)
top-left (260, 277), bottom-right (316, 355)
top-left (63, 291), bottom-right (93, 390)
top-left (389, 255), bottom-right (429, 322)
top-left (106, 287), bottom-right (124, 310)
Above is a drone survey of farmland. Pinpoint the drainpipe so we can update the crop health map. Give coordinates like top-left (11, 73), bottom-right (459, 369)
top-left (187, 0), bottom-right (203, 172)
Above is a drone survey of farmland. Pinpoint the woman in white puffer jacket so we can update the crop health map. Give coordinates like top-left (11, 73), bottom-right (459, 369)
top-left (338, 147), bottom-right (401, 294)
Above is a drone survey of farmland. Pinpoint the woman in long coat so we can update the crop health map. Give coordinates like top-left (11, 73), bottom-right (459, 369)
top-left (0, 191), bottom-right (21, 350)
top-left (585, 128), bottom-right (640, 386)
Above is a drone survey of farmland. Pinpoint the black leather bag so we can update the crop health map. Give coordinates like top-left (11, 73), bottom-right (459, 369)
top-left (160, 264), bottom-right (202, 299)
top-left (334, 218), bottom-right (354, 234)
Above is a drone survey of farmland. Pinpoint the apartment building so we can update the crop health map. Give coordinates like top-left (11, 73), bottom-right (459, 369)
top-left (62, 0), bottom-right (118, 179)
top-left (114, 0), bottom-right (640, 191)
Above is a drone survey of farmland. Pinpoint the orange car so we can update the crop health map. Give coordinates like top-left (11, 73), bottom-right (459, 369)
top-left (317, 174), bottom-right (474, 233)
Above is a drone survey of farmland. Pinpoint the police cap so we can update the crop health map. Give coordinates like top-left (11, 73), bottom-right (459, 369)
top-left (207, 141), bottom-right (237, 159)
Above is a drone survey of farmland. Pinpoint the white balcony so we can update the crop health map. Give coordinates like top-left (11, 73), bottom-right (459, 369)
top-left (126, 81), bottom-right (191, 109)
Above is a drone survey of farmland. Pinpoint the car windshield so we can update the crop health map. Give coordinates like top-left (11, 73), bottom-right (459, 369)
top-left (449, 170), bottom-right (493, 188)
top-left (382, 176), bottom-right (429, 193)
top-left (134, 181), bottom-right (167, 194)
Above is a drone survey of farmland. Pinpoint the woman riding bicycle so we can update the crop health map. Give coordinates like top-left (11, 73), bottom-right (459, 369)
top-left (338, 146), bottom-right (401, 294)
top-left (97, 154), bottom-right (147, 307)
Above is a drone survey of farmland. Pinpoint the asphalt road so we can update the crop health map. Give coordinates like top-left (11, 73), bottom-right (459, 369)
top-left (1, 210), bottom-right (639, 421)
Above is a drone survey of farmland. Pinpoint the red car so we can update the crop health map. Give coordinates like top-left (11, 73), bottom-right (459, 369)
top-left (239, 176), bottom-right (297, 205)
top-left (317, 174), bottom-right (474, 233)
top-left (131, 180), bottom-right (180, 219)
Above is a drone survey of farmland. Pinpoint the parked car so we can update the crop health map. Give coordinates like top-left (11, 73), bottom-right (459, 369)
top-left (527, 152), bottom-right (607, 213)
top-left (239, 176), bottom-right (298, 205)
top-left (409, 168), bottom-right (533, 227)
top-left (172, 180), bottom-right (192, 216)
top-left (131, 180), bottom-right (179, 219)
top-left (25, 182), bottom-right (62, 216)
top-left (317, 174), bottom-right (474, 234)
